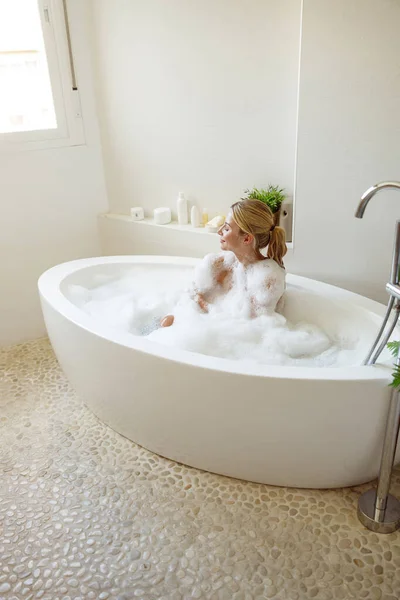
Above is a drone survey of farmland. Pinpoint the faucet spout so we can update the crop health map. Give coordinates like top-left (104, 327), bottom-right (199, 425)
top-left (355, 181), bottom-right (400, 218)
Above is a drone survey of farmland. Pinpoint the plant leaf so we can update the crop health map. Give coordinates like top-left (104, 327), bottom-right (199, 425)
top-left (387, 340), bottom-right (400, 357)
top-left (390, 363), bottom-right (400, 388)
top-left (243, 184), bottom-right (286, 213)
top-left (387, 340), bottom-right (400, 387)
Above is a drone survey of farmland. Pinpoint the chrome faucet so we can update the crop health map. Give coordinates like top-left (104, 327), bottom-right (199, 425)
top-left (355, 181), bottom-right (400, 364)
top-left (356, 181), bottom-right (400, 534)
top-left (355, 181), bottom-right (400, 218)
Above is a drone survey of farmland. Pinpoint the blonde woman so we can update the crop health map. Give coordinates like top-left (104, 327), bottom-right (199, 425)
top-left (161, 198), bottom-right (287, 327)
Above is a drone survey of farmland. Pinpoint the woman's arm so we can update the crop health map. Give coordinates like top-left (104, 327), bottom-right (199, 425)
top-left (161, 253), bottom-right (230, 325)
top-left (191, 253), bottom-right (232, 311)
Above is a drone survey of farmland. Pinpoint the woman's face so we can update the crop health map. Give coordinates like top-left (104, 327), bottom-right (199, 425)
top-left (218, 212), bottom-right (246, 254)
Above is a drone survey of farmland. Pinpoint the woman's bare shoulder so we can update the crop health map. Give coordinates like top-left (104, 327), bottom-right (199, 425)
top-left (259, 258), bottom-right (286, 273)
top-left (256, 259), bottom-right (286, 285)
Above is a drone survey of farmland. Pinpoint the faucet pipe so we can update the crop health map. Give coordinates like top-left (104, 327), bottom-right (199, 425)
top-left (364, 296), bottom-right (395, 365)
top-left (374, 366), bottom-right (400, 520)
top-left (358, 373), bottom-right (400, 533)
top-left (355, 182), bottom-right (400, 219)
top-left (356, 180), bottom-right (400, 533)
top-left (367, 303), bottom-right (400, 366)
top-left (390, 221), bottom-right (400, 285)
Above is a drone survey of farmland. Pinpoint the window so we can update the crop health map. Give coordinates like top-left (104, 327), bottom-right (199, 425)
top-left (0, 0), bottom-right (84, 150)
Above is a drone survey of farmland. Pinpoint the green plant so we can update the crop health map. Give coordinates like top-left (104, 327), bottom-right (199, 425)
top-left (243, 185), bottom-right (286, 214)
top-left (387, 341), bottom-right (400, 387)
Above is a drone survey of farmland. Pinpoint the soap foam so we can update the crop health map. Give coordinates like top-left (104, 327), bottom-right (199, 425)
top-left (65, 267), bottom-right (383, 368)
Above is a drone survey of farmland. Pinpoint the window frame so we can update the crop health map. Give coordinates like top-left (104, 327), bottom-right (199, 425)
top-left (0, 0), bottom-right (85, 152)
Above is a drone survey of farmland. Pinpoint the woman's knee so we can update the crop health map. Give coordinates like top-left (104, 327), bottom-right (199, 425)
top-left (161, 315), bottom-right (174, 327)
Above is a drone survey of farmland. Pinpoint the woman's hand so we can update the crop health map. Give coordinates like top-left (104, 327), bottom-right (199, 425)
top-left (196, 293), bottom-right (208, 312)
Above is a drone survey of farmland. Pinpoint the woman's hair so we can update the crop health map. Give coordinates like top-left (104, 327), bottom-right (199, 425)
top-left (231, 198), bottom-right (287, 267)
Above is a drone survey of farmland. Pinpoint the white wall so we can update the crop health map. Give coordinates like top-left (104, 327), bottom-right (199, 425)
top-left (95, 0), bottom-right (400, 305)
top-left (291, 0), bottom-right (400, 302)
top-left (0, 1), bottom-right (108, 347)
top-left (90, 0), bottom-right (301, 217)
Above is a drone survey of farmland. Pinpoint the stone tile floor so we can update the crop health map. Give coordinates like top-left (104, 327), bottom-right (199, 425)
top-left (1, 338), bottom-right (400, 600)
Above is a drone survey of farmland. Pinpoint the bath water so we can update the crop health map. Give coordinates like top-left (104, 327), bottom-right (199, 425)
top-left (66, 266), bottom-right (382, 368)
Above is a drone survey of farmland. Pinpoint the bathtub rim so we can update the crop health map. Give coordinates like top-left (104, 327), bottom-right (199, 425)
top-left (38, 255), bottom-right (394, 383)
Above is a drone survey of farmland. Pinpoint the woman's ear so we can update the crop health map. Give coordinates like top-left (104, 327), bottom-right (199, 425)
top-left (242, 233), bottom-right (254, 246)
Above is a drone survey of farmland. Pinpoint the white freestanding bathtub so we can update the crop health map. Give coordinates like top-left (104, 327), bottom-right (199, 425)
top-left (38, 256), bottom-right (400, 489)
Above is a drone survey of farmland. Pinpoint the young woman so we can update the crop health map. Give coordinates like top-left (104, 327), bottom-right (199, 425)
top-left (161, 198), bottom-right (287, 327)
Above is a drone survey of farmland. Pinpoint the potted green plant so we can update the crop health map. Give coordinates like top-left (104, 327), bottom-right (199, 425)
top-left (388, 341), bottom-right (400, 387)
top-left (243, 185), bottom-right (286, 225)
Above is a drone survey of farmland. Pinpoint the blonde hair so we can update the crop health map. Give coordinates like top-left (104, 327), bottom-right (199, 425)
top-left (231, 198), bottom-right (287, 267)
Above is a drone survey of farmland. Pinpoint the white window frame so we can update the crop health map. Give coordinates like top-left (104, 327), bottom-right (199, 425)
top-left (0, 0), bottom-right (85, 152)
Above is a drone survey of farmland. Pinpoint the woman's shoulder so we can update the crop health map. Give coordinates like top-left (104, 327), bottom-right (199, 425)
top-left (257, 258), bottom-right (286, 280)
top-left (259, 258), bottom-right (285, 271)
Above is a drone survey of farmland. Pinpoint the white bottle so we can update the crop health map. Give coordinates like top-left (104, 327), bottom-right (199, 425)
top-left (191, 205), bottom-right (201, 228)
top-left (177, 192), bottom-right (188, 225)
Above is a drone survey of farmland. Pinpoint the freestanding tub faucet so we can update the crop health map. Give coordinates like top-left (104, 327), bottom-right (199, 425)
top-left (355, 181), bottom-right (400, 533)
top-left (356, 182), bottom-right (400, 366)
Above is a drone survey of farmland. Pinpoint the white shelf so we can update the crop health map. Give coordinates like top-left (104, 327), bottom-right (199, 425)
top-left (100, 213), bottom-right (219, 236)
top-left (99, 212), bottom-right (293, 249)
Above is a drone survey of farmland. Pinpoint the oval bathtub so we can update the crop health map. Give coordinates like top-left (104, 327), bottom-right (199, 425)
top-left (38, 256), bottom-right (400, 489)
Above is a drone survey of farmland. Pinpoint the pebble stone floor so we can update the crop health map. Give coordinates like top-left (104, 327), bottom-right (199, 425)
top-left (1, 339), bottom-right (400, 600)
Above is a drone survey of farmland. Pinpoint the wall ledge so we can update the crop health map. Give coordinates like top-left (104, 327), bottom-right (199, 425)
top-left (99, 213), bottom-right (293, 249)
